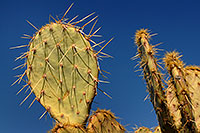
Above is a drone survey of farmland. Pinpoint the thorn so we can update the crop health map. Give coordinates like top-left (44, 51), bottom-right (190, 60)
top-left (79, 16), bottom-right (98, 30)
top-left (49, 14), bottom-right (58, 23)
top-left (16, 83), bottom-right (29, 95)
top-left (39, 110), bottom-right (48, 120)
top-left (98, 80), bottom-right (110, 83)
top-left (92, 40), bottom-right (105, 48)
top-left (20, 90), bottom-right (33, 106)
top-left (101, 69), bottom-right (111, 75)
top-left (67, 15), bottom-right (79, 24)
top-left (20, 78), bottom-right (42, 105)
top-left (88, 27), bottom-right (101, 39)
top-left (61, 3), bottom-right (74, 22)
top-left (11, 70), bottom-right (27, 86)
top-left (98, 88), bottom-right (112, 99)
top-left (13, 63), bottom-right (27, 70)
top-left (131, 54), bottom-right (140, 60)
top-left (10, 45), bottom-right (28, 49)
top-left (26, 20), bottom-right (38, 31)
top-left (73, 12), bottom-right (95, 26)
top-left (88, 19), bottom-right (98, 37)
top-left (28, 98), bottom-right (36, 109)
top-left (98, 52), bottom-right (113, 58)
top-left (96, 38), bottom-right (113, 55)
top-left (144, 94), bottom-right (150, 101)
top-left (152, 42), bottom-right (163, 48)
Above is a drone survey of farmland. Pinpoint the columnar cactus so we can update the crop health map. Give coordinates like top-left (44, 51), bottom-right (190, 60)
top-left (135, 29), bottom-right (176, 132)
top-left (135, 29), bottom-right (200, 132)
top-left (13, 5), bottom-right (125, 133)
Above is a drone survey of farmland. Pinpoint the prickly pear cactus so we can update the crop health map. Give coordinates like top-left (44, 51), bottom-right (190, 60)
top-left (26, 22), bottom-right (99, 125)
top-left (13, 4), bottom-right (126, 133)
top-left (87, 109), bottom-right (125, 133)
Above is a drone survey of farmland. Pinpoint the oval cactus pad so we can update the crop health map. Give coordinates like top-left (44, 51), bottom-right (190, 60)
top-left (26, 22), bottom-right (99, 124)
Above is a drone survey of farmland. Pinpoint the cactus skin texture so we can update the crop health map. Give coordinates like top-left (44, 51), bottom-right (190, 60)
top-left (87, 109), bottom-right (125, 133)
top-left (135, 29), bottom-right (200, 132)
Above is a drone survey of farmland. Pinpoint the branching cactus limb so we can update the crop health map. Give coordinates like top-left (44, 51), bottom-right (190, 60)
top-left (87, 109), bottom-right (126, 133)
top-left (135, 29), bottom-right (176, 132)
top-left (163, 52), bottom-right (197, 132)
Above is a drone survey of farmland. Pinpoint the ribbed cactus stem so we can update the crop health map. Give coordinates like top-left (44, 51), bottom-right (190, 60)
top-left (135, 29), bottom-right (176, 132)
top-left (163, 51), bottom-right (197, 132)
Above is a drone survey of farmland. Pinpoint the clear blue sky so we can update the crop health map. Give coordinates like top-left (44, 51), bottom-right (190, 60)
top-left (2, 0), bottom-right (200, 132)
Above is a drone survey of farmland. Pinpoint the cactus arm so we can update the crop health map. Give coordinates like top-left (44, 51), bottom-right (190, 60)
top-left (163, 52), bottom-right (197, 132)
top-left (135, 29), bottom-right (176, 132)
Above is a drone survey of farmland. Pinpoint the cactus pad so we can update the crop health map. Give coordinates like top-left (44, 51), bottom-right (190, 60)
top-left (25, 22), bottom-right (99, 124)
top-left (87, 109), bottom-right (125, 133)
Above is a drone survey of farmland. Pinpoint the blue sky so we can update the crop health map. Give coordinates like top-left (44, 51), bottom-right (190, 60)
top-left (2, 0), bottom-right (200, 132)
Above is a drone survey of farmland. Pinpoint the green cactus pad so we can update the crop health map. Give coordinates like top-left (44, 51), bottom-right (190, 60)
top-left (26, 22), bottom-right (99, 125)
top-left (87, 109), bottom-right (125, 133)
